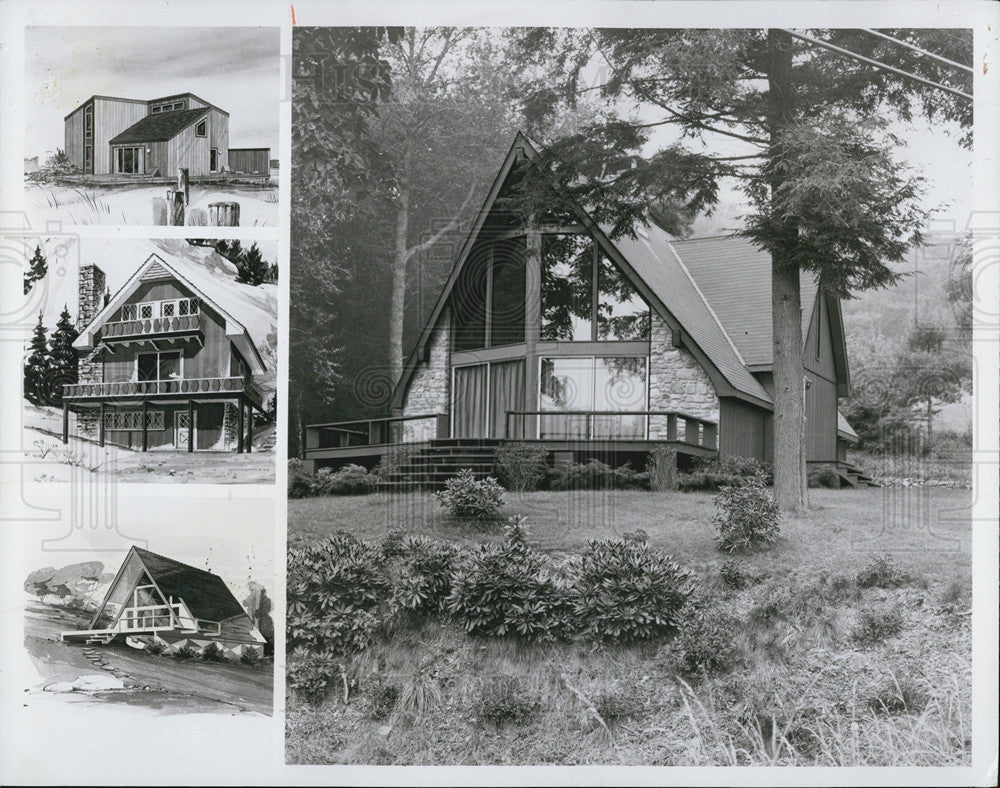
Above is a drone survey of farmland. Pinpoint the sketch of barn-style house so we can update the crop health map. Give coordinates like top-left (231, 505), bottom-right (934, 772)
top-left (61, 246), bottom-right (273, 452)
top-left (304, 133), bottom-right (868, 487)
top-left (62, 546), bottom-right (266, 659)
top-left (63, 92), bottom-right (270, 177)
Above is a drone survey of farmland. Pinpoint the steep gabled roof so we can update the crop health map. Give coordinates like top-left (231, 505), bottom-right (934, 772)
top-left (131, 548), bottom-right (248, 622)
top-left (73, 242), bottom-right (273, 374)
top-left (109, 108), bottom-right (209, 144)
top-left (669, 236), bottom-right (820, 368)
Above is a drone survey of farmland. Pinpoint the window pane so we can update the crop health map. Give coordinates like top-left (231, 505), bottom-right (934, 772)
top-left (597, 254), bottom-right (650, 340)
top-left (158, 352), bottom-right (181, 380)
top-left (539, 357), bottom-right (593, 439)
top-left (161, 301), bottom-right (175, 317)
top-left (541, 235), bottom-right (593, 341)
top-left (593, 357), bottom-right (647, 438)
top-left (490, 238), bottom-right (525, 346)
top-left (453, 244), bottom-right (488, 352)
top-left (137, 354), bottom-right (158, 381)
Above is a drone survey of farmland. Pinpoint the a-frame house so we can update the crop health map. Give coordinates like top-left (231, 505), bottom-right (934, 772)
top-left (62, 546), bottom-right (266, 659)
top-left (303, 132), bottom-right (863, 487)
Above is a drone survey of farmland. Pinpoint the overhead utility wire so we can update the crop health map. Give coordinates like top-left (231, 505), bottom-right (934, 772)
top-left (782, 29), bottom-right (973, 102)
top-left (860, 28), bottom-right (974, 75)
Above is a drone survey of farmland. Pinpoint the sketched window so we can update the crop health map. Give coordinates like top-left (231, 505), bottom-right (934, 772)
top-left (139, 303), bottom-right (154, 319)
top-left (121, 304), bottom-right (137, 321)
top-left (161, 301), bottom-right (175, 317)
top-left (195, 120), bottom-right (207, 137)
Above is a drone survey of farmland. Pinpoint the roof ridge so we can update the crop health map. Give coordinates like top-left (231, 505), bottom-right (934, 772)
top-left (133, 546), bottom-right (220, 578)
top-left (664, 236), bottom-right (750, 368)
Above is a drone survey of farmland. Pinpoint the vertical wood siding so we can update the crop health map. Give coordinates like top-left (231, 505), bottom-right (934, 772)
top-left (228, 149), bottom-right (270, 174)
top-left (93, 98), bottom-right (148, 174)
top-left (207, 109), bottom-right (229, 169)
top-left (167, 120), bottom-right (210, 175)
top-left (719, 398), bottom-right (767, 461)
top-left (65, 108), bottom-right (85, 169)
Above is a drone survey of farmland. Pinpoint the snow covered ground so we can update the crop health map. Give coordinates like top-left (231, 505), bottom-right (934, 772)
top-left (24, 181), bottom-right (278, 226)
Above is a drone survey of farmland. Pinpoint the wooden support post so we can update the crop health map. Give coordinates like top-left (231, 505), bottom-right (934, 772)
top-left (187, 400), bottom-right (194, 453)
top-left (703, 423), bottom-right (718, 451)
top-left (684, 417), bottom-right (701, 446)
top-left (246, 401), bottom-right (253, 453)
top-left (99, 402), bottom-right (105, 448)
top-left (666, 414), bottom-right (678, 442)
top-left (141, 400), bottom-right (149, 452)
top-left (166, 190), bottom-right (185, 225)
top-left (237, 399), bottom-right (245, 453)
top-left (62, 402), bottom-right (69, 444)
top-left (177, 168), bottom-right (190, 205)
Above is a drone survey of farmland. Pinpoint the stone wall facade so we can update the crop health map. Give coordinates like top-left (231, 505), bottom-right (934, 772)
top-left (401, 308), bottom-right (451, 443)
top-left (647, 313), bottom-right (719, 440)
top-left (76, 264), bottom-right (107, 385)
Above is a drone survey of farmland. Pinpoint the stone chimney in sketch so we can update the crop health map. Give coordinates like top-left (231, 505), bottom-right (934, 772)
top-left (77, 264), bottom-right (107, 331)
top-left (76, 264), bottom-right (107, 386)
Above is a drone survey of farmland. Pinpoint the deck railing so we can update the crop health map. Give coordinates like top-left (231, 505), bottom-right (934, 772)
top-left (100, 312), bottom-right (203, 341)
top-left (504, 410), bottom-right (718, 450)
top-left (304, 413), bottom-right (449, 452)
top-left (63, 376), bottom-right (262, 407)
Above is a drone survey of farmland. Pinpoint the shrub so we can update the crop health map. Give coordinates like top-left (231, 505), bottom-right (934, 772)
top-left (852, 605), bottom-right (905, 645)
top-left (374, 446), bottom-right (414, 482)
top-left (807, 465), bottom-right (842, 488)
top-left (571, 532), bottom-right (693, 643)
top-left (286, 533), bottom-right (390, 655)
top-left (448, 517), bottom-right (570, 642)
top-left (287, 648), bottom-right (340, 705)
top-left (143, 639), bottom-right (166, 655)
top-left (434, 469), bottom-right (504, 519)
top-left (201, 642), bottom-right (226, 662)
top-left (646, 445), bottom-right (678, 491)
top-left (673, 614), bottom-right (737, 679)
top-left (713, 476), bottom-right (780, 553)
top-left (369, 681), bottom-right (400, 721)
top-left (549, 459), bottom-right (648, 491)
top-left (173, 645), bottom-right (197, 660)
top-left (472, 674), bottom-right (536, 726)
top-left (393, 537), bottom-right (460, 615)
top-left (288, 458), bottom-right (316, 498)
top-left (494, 442), bottom-right (549, 492)
top-left (677, 455), bottom-right (771, 492)
top-left (240, 647), bottom-right (263, 665)
top-left (315, 463), bottom-right (377, 496)
top-left (594, 687), bottom-right (644, 724)
top-left (854, 553), bottom-right (911, 589)
top-left (719, 559), bottom-right (752, 591)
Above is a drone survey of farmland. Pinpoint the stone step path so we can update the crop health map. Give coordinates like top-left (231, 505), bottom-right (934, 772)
top-left (81, 646), bottom-right (134, 683)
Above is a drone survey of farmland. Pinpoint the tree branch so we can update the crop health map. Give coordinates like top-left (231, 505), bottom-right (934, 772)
top-left (402, 182), bottom-right (477, 262)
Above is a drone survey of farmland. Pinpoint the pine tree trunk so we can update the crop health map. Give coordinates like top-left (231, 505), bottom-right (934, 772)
top-left (389, 158), bottom-right (411, 389)
top-left (767, 29), bottom-right (808, 512)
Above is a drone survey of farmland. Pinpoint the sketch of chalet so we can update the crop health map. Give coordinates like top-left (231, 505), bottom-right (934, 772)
top-left (61, 245), bottom-right (273, 452)
top-left (62, 546), bottom-right (266, 659)
top-left (303, 132), bottom-right (867, 487)
top-left (64, 92), bottom-right (269, 177)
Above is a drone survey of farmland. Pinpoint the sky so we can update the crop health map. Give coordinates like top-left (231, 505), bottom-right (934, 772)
top-left (24, 26), bottom-right (280, 160)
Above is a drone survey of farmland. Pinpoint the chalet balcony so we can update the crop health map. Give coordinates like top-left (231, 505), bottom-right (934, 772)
top-left (63, 375), bottom-right (263, 408)
top-left (62, 603), bottom-right (222, 643)
top-left (97, 313), bottom-right (204, 344)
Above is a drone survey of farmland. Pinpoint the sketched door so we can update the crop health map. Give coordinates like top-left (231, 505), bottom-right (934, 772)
top-left (174, 411), bottom-right (197, 449)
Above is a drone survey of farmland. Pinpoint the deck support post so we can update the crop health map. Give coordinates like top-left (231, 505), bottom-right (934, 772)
top-left (187, 400), bottom-right (194, 453)
top-left (237, 399), bottom-right (245, 453)
top-left (99, 402), bottom-right (105, 447)
top-left (141, 400), bottom-right (148, 452)
top-left (62, 402), bottom-right (69, 444)
top-left (246, 401), bottom-right (253, 453)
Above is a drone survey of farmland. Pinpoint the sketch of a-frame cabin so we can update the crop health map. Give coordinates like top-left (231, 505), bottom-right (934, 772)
top-left (61, 546), bottom-right (266, 660)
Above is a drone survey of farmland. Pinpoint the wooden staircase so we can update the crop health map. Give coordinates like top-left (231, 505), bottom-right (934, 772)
top-left (85, 632), bottom-right (116, 645)
top-left (378, 439), bottom-right (501, 492)
top-left (836, 461), bottom-right (878, 489)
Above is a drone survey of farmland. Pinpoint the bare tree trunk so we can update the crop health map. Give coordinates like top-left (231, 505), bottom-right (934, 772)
top-left (389, 156), bottom-right (411, 389)
top-left (768, 29), bottom-right (808, 512)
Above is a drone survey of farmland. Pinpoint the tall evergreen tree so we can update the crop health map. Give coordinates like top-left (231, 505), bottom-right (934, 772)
top-left (24, 245), bottom-right (47, 295)
top-left (24, 314), bottom-right (51, 406)
top-left (47, 306), bottom-right (79, 405)
top-left (510, 28), bottom-right (972, 511)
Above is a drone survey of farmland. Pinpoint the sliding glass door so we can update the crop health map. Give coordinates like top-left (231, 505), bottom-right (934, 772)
top-left (452, 359), bottom-right (526, 439)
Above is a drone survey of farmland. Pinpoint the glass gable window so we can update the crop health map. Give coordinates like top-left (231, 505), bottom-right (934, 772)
top-left (541, 235), bottom-right (593, 341)
top-left (452, 245), bottom-right (488, 352)
top-left (490, 238), bottom-right (525, 346)
top-left (539, 356), bottom-right (647, 439)
top-left (597, 255), bottom-right (650, 340)
top-left (136, 351), bottom-right (181, 382)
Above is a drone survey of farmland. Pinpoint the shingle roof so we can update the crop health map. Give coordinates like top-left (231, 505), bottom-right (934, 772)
top-left (607, 224), bottom-right (773, 404)
top-left (109, 108), bottom-right (208, 144)
top-left (668, 236), bottom-right (820, 368)
top-left (134, 548), bottom-right (248, 623)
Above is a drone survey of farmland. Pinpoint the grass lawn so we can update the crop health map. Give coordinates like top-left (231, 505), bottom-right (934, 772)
top-left (286, 486), bottom-right (972, 766)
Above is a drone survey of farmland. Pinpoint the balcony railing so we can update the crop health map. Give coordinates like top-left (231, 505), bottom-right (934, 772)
top-left (64, 376), bottom-right (262, 407)
top-left (505, 410), bottom-right (719, 450)
top-left (304, 413), bottom-right (449, 453)
top-left (99, 313), bottom-right (203, 341)
top-left (117, 603), bottom-right (221, 635)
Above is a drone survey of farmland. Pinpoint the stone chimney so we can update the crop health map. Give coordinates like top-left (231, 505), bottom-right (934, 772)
top-left (77, 264), bottom-right (107, 331)
top-left (76, 264), bottom-right (107, 386)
